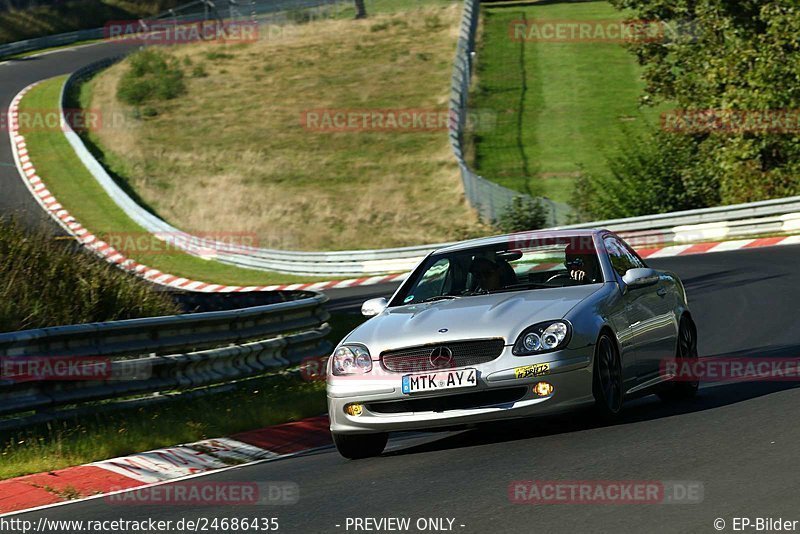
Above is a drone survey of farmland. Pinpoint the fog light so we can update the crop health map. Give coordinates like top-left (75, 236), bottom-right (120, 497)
top-left (533, 382), bottom-right (554, 397)
top-left (345, 403), bottom-right (363, 416)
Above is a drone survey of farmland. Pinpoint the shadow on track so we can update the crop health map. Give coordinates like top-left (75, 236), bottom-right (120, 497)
top-left (382, 344), bottom-right (800, 457)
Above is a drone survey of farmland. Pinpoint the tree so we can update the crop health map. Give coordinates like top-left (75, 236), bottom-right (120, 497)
top-left (495, 197), bottom-right (549, 233)
top-left (354, 0), bottom-right (367, 19)
top-left (608, 0), bottom-right (800, 204)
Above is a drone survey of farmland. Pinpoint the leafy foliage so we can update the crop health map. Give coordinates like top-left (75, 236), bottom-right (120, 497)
top-left (573, 129), bottom-right (719, 220)
top-left (495, 196), bottom-right (549, 233)
top-left (608, 0), bottom-right (800, 205)
top-left (117, 49), bottom-right (186, 106)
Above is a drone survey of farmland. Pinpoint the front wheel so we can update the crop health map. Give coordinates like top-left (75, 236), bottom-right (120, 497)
top-left (592, 333), bottom-right (623, 419)
top-left (658, 316), bottom-right (699, 402)
top-left (332, 432), bottom-right (388, 460)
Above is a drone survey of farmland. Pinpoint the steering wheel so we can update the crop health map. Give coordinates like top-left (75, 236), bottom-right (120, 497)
top-left (545, 272), bottom-right (572, 284)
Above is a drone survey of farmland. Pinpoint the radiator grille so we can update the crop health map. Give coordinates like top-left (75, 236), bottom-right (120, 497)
top-left (380, 338), bottom-right (504, 373)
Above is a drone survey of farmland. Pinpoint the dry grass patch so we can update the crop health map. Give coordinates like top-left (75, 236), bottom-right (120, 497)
top-left (84, 4), bottom-right (489, 251)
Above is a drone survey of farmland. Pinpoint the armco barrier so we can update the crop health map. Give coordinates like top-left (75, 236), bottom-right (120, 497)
top-left (0, 292), bottom-right (330, 418)
top-left (0, 28), bottom-right (104, 60)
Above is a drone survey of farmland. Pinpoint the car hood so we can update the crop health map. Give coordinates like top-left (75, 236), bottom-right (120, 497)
top-left (345, 285), bottom-right (602, 354)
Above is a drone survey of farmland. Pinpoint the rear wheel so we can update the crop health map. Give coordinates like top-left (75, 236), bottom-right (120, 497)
top-left (658, 316), bottom-right (699, 401)
top-left (332, 432), bottom-right (388, 459)
top-left (592, 333), bottom-right (623, 418)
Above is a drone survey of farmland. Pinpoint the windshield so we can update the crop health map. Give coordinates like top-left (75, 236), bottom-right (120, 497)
top-left (392, 237), bottom-right (603, 306)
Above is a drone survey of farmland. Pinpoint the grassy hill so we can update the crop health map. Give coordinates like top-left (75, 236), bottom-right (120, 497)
top-left (468, 0), bottom-right (668, 205)
top-left (83, 2), bottom-right (487, 251)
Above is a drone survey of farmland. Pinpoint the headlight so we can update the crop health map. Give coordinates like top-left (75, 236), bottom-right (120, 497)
top-left (332, 345), bottom-right (373, 376)
top-left (513, 321), bottom-right (571, 355)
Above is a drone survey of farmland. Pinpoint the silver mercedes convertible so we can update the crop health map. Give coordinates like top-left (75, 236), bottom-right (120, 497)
top-left (327, 229), bottom-right (698, 459)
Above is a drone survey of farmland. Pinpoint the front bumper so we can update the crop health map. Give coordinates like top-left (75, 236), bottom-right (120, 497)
top-left (327, 346), bottom-right (594, 434)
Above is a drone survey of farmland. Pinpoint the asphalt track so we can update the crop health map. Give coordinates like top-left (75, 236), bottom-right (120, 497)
top-left (5, 42), bottom-right (800, 534)
top-left (0, 41), bottom-right (140, 231)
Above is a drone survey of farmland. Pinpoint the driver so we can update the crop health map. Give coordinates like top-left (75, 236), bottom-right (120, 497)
top-left (564, 243), bottom-right (600, 283)
top-left (469, 257), bottom-right (504, 292)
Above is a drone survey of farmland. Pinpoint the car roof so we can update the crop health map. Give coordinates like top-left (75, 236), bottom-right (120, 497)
top-left (433, 229), bottom-right (609, 255)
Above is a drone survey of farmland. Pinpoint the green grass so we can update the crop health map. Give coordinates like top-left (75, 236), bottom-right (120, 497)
top-left (0, 374), bottom-right (325, 481)
top-left (19, 76), bottom-right (316, 286)
top-left (469, 1), bottom-right (668, 204)
top-left (0, 219), bottom-right (179, 332)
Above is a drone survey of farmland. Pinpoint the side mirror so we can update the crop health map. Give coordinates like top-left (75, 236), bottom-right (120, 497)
top-left (622, 268), bottom-right (660, 291)
top-left (361, 297), bottom-right (388, 317)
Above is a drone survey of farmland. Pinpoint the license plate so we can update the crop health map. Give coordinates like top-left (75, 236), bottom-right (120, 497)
top-left (402, 368), bottom-right (477, 394)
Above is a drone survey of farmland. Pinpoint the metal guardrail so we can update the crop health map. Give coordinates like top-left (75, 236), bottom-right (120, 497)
top-left (0, 28), bottom-right (105, 60)
top-left (0, 292), bottom-right (330, 418)
top-left (560, 196), bottom-right (800, 245)
top-left (448, 0), bottom-right (572, 226)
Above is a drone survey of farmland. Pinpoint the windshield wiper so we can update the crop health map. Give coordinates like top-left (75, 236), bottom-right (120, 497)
top-left (486, 283), bottom-right (552, 294)
top-left (422, 295), bottom-right (460, 302)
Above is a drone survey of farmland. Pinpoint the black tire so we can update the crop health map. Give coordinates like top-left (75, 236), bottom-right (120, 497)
top-left (592, 333), bottom-right (623, 418)
top-left (332, 432), bottom-right (388, 460)
top-left (658, 316), bottom-right (699, 402)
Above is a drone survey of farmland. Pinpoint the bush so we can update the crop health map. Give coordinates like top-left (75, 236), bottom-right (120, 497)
top-left (495, 196), bottom-right (549, 233)
top-left (287, 9), bottom-right (313, 24)
top-left (117, 49), bottom-right (186, 106)
top-left (572, 129), bottom-right (719, 221)
top-left (192, 63), bottom-right (208, 78)
top-left (711, 137), bottom-right (800, 204)
top-left (0, 220), bottom-right (179, 332)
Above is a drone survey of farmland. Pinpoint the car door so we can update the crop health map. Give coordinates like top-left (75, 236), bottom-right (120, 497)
top-left (604, 236), bottom-right (674, 383)
top-left (637, 270), bottom-right (679, 379)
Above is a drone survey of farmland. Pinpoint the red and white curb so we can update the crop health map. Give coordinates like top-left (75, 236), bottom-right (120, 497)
top-left (9, 83), bottom-right (800, 294)
top-left (633, 235), bottom-right (800, 259)
top-left (0, 415), bottom-right (331, 516)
